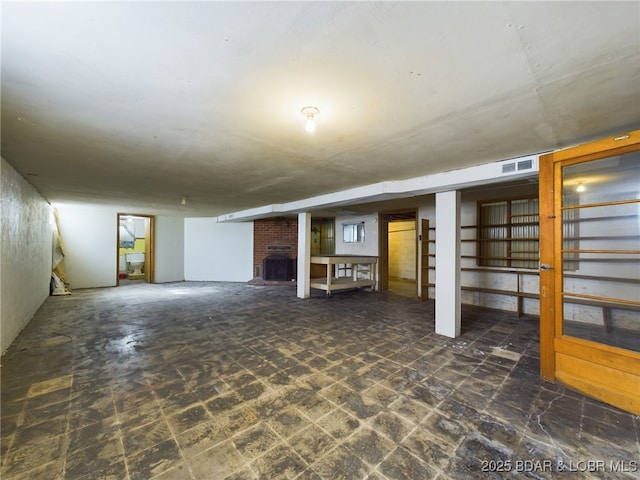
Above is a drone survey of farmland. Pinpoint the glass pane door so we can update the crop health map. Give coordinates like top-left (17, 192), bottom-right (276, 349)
top-left (560, 151), bottom-right (640, 352)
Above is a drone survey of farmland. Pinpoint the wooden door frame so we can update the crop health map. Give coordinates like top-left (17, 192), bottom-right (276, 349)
top-left (420, 218), bottom-right (430, 301)
top-left (116, 213), bottom-right (155, 285)
top-left (378, 210), bottom-right (418, 295)
top-left (539, 129), bottom-right (640, 413)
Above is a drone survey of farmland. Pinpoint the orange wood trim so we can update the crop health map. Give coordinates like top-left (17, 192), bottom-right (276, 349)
top-left (562, 198), bottom-right (640, 211)
top-left (378, 214), bottom-right (389, 291)
top-left (538, 152), bottom-right (555, 380)
top-left (563, 292), bottom-right (640, 308)
top-left (555, 367), bottom-right (640, 415)
top-left (545, 129), bottom-right (640, 163)
top-left (553, 160), bottom-right (566, 360)
top-left (556, 353), bottom-right (638, 398)
top-left (420, 218), bottom-right (430, 301)
top-left (116, 214), bottom-right (121, 286)
top-left (555, 336), bottom-right (640, 374)
top-left (146, 216), bottom-right (155, 284)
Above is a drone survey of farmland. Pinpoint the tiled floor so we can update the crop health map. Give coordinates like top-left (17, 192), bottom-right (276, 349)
top-left (1, 282), bottom-right (638, 479)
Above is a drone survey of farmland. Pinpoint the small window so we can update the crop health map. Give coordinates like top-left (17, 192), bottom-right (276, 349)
top-left (343, 222), bottom-right (365, 243)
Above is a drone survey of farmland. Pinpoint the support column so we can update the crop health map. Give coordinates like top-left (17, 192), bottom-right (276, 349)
top-left (297, 212), bottom-right (311, 299)
top-left (435, 190), bottom-right (461, 337)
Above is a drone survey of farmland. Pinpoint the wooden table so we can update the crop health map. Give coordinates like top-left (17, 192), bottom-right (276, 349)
top-left (310, 255), bottom-right (377, 296)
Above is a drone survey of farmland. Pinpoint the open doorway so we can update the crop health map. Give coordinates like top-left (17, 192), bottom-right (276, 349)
top-left (380, 211), bottom-right (418, 298)
top-left (117, 214), bottom-right (155, 286)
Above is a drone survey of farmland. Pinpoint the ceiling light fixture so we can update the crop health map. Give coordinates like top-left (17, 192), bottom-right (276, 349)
top-left (301, 106), bottom-right (319, 133)
top-left (181, 196), bottom-right (188, 205)
top-left (576, 182), bottom-right (585, 193)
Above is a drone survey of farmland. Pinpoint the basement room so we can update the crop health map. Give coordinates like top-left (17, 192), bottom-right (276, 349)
top-left (1, 2), bottom-right (638, 479)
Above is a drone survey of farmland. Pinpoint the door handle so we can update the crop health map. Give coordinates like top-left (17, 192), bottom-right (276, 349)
top-left (540, 263), bottom-right (553, 271)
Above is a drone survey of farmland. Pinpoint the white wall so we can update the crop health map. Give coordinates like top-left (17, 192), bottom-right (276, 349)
top-left (56, 205), bottom-right (118, 289)
top-left (184, 218), bottom-right (253, 282)
top-left (155, 216), bottom-right (185, 283)
top-left (56, 206), bottom-right (186, 288)
top-left (1, 158), bottom-right (52, 354)
top-left (335, 214), bottom-right (379, 256)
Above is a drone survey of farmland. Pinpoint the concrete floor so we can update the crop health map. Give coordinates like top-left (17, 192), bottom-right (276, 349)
top-left (1, 282), bottom-right (638, 479)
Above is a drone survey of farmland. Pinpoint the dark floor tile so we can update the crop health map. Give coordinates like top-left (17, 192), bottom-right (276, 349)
top-left (310, 445), bottom-right (370, 480)
top-left (232, 423), bottom-right (279, 460)
top-left (65, 438), bottom-right (124, 479)
top-left (343, 427), bottom-right (395, 466)
top-left (315, 409), bottom-right (360, 440)
top-left (267, 407), bottom-right (311, 439)
top-left (123, 419), bottom-right (173, 455)
top-left (379, 446), bottom-right (437, 479)
top-left (188, 440), bottom-right (245, 480)
top-left (149, 462), bottom-right (195, 480)
top-left (5, 459), bottom-right (66, 480)
top-left (289, 424), bottom-right (336, 465)
top-left (251, 444), bottom-right (307, 479)
top-left (449, 431), bottom-right (514, 480)
top-left (422, 410), bottom-right (466, 447)
top-left (1, 283), bottom-right (637, 480)
top-left (118, 403), bottom-right (164, 431)
top-left (205, 392), bottom-right (243, 415)
top-left (127, 438), bottom-right (182, 480)
top-left (158, 390), bottom-right (202, 416)
top-left (2, 433), bottom-right (66, 478)
top-left (176, 418), bottom-right (228, 459)
top-left (167, 404), bottom-right (210, 434)
top-left (402, 426), bottom-right (456, 471)
top-left (68, 418), bottom-right (120, 454)
top-left (342, 390), bottom-right (384, 420)
top-left (371, 411), bottom-right (414, 444)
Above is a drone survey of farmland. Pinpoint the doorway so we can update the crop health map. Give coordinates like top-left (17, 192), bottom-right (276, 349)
top-left (380, 211), bottom-right (418, 298)
top-left (117, 214), bottom-right (155, 285)
top-left (539, 130), bottom-right (640, 414)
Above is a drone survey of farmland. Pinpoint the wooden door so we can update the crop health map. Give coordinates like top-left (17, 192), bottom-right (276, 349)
top-left (420, 219), bottom-right (430, 301)
top-left (539, 130), bottom-right (640, 414)
top-left (378, 214), bottom-right (389, 291)
top-left (145, 216), bottom-right (155, 283)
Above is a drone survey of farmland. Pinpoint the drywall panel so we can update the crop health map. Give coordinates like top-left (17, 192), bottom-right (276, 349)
top-left (184, 218), bottom-right (253, 282)
top-left (1, 157), bottom-right (52, 354)
top-left (55, 205), bottom-right (117, 289)
top-left (335, 214), bottom-right (379, 256)
top-left (155, 216), bottom-right (184, 283)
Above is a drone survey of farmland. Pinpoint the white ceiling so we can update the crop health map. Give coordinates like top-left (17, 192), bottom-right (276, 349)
top-left (2, 1), bottom-right (639, 217)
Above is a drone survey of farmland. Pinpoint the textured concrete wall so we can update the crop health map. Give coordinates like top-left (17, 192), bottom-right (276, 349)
top-left (1, 157), bottom-right (52, 354)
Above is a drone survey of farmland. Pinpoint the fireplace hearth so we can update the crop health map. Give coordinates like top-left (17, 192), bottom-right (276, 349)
top-left (263, 255), bottom-right (296, 281)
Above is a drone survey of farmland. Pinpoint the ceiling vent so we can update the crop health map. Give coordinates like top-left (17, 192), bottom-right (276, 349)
top-left (517, 158), bottom-right (533, 170)
top-left (501, 162), bottom-right (516, 174)
top-left (500, 155), bottom-right (537, 175)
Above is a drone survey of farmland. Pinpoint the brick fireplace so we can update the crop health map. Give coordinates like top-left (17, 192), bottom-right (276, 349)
top-left (253, 217), bottom-right (298, 283)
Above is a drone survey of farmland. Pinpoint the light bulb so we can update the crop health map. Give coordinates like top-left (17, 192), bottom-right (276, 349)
top-left (301, 106), bottom-right (319, 134)
top-left (305, 117), bottom-right (316, 133)
top-left (576, 183), bottom-right (585, 193)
